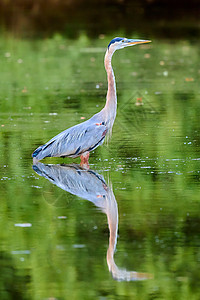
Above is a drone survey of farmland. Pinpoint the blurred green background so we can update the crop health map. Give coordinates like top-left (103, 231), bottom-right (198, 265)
top-left (0, 1), bottom-right (200, 299)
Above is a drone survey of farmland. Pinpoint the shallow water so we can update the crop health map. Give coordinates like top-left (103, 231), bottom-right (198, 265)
top-left (0, 36), bottom-right (200, 299)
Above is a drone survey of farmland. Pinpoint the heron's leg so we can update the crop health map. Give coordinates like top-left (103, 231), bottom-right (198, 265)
top-left (80, 152), bottom-right (90, 168)
top-left (33, 157), bottom-right (39, 164)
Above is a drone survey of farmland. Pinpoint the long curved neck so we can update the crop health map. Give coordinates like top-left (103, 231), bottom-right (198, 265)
top-left (104, 48), bottom-right (117, 116)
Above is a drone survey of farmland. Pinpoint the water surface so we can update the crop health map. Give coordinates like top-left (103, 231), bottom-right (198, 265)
top-left (0, 36), bottom-right (200, 299)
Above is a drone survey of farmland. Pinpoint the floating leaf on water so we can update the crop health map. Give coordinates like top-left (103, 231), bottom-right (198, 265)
top-left (135, 97), bottom-right (143, 106)
top-left (185, 77), bottom-right (194, 82)
top-left (22, 87), bottom-right (27, 93)
top-left (144, 53), bottom-right (151, 58)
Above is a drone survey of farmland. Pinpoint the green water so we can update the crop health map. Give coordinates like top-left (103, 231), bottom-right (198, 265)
top-left (0, 35), bottom-right (200, 299)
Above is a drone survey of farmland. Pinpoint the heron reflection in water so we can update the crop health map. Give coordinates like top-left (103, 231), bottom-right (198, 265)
top-left (32, 37), bottom-right (151, 166)
top-left (33, 163), bottom-right (152, 281)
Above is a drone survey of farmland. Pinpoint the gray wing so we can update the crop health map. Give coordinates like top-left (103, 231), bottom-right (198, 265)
top-left (32, 163), bottom-right (108, 206)
top-left (32, 119), bottom-right (107, 160)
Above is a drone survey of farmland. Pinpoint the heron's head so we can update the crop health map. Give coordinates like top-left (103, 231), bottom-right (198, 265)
top-left (108, 37), bottom-right (151, 52)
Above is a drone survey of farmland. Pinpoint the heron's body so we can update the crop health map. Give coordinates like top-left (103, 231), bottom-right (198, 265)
top-left (32, 37), bottom-right (151, 164)
top-left (33, 110), bottom-right (108, 161)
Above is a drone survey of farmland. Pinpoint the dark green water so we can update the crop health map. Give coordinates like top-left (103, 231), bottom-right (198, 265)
top-left (0, 35), bottom-right (200, 299)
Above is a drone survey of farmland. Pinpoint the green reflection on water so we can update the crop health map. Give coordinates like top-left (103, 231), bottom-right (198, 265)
top-left (0, 34), bottom-right (200, 299)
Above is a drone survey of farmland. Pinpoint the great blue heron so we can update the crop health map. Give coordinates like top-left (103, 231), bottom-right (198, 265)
top-left (32, 37), bottom-right (151, 165)
top-left (33, 162), bottom-right (152, 281)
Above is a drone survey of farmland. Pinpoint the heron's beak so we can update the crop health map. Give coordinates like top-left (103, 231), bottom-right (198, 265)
top-left (126, 39), bottom-right (151, 46)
